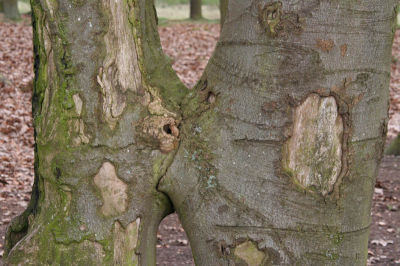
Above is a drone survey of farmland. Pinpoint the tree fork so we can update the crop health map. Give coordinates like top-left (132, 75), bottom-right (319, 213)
top-left (4, 0), bottom-right (398, 265)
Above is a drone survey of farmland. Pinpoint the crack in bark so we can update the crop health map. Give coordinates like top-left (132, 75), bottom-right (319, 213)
top-left (215, 223), bottom-right (370, 235)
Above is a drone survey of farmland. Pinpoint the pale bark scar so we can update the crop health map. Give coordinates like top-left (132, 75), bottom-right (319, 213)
top-left (114, 219), bottom-right (140, 265)
top-left (234, 241), bottom-right (265, 266)
top-left (73, 94), bottom-right (83, 116)
top-left (94, 162), bottom-right (128, 216)
top-left (284, 94), bottom-right (343, 196)
top-left (97, 0), bottom-right (142, 130)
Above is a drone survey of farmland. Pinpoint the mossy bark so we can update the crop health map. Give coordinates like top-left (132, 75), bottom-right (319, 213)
top-left (4, 0), bottom-right (186, 264)
top-left (4, 0), bottom-right (397, 265)
top-left (3, 0), bottom-right (20, 20)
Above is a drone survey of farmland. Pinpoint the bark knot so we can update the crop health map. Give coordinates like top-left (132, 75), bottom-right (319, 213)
top-left (260, 2), bottom-right (283, 36)
top-left (142, 116), bottom-right (180, 154)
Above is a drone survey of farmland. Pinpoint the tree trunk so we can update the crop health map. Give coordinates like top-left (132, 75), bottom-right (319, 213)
top-left (3, 0), bottom-right (20, 20)
top-left (219, 0), bottom-right (228, 30)
top-left (385, 133), bottom-right (400, 155)
top-left (4, 0), bottom-right (397, 265)
top-left (190, 0), bottom-right (202, 20)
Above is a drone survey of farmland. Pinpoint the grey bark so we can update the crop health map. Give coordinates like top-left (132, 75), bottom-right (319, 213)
top-left (4, 0), bottom-right (397, 265)
top-left (2, 0), bottom-right (20, 20)
top-left (190, 0), bottom-right (202, 20)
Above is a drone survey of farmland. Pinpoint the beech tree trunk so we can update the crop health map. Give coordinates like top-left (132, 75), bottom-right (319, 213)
top-left (2, 0), bottom-right (20, 20)
top-left (4, 0), bottom-right (397, 265)
top-left (385, 133), bottom-right (400, 155)
top-left (220, 0), bottom-right (228, 29)
top-left (190, 0), bottom-right (202, 20)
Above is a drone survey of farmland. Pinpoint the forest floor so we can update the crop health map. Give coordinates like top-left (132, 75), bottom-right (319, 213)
top-left (0, 13), bottom-right (400, 265)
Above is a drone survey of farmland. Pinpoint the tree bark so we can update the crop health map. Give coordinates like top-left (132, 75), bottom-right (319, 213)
top-left (4, 0), bottom-right (397, 265)
top-left (4, 0), bottom-right (186, 264)
top-left (219, 0), bottom-right (228, 30)
top-left (190, 0), bottom-right (202, 20)
top-left (2, 0), bottom-right (20, 20)
top-left (385, 133), bottom-right (400, 155)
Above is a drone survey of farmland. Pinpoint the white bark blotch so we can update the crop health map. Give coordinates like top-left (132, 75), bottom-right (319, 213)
top-left (285, 94), bottom-right (343, 196)
top-left (73, 94), bottom-right (83, 116)
top-left (93, 162), bottom-right (128, 216)
top-left (97, 0), bottom-right (142, 129)
top-left (233, 241), bottom-right (265, 266)
top-left (114, 219), bottom-right (139, 265)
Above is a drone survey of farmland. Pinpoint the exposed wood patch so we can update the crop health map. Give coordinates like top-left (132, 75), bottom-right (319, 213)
top-left (97, 0), bottom-right (142, 130)
top-left (234, 241), bottom-right (265, 266)
top-left (93, 162), bottom-right (128, 216)
top-left (284, 94), bottom-right (343, 196)
top-left (114, 219), bottom-right (140, 265)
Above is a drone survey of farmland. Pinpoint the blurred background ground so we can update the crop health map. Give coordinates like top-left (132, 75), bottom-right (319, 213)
top-left (0, 2), bottom-right (400, 265)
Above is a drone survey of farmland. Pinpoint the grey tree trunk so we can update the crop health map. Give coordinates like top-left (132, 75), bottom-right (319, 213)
top-left (4, 0), bottom-right (397, 265)
top-left (2, 0), bottom-right (20, 20)
top-left (190, 0), bottom-right (202, 20)
top-left (385, 133), bottom-right (400, 155)
top-left (220, 0), bottom-right (228, 29)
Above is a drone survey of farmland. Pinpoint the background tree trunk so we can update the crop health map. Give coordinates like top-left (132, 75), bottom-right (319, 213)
top-left (2, 0), bottom-right (20, 20)
top-left (4, 0), bottom-right (398, 265)
top-left (190, 0), bottom-right (202, 20)
top-left (385, 133), bottom-right (400, 155)
top-left (219, 0), bottom-right (228, 30)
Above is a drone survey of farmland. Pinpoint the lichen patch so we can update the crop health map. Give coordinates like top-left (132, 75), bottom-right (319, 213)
top-left (284, 94), bottom-right (343, 196)
top-left (93, 162), bottom-right (128, 216)
top-left (114, 220), bottom-right (139, 265)
top-left (234, 241), bottom-right (265, 266)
